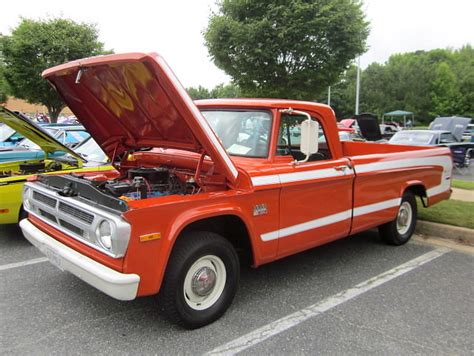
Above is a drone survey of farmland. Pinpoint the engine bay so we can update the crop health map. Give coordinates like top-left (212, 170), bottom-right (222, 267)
top-left (34, 158), bottom-right (226, 212)
top-left (101, 167), bottom-right (188, 201)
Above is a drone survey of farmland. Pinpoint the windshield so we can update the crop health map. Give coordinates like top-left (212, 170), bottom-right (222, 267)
top-left (74, 137), bottom-right (108, 162)
top-left (201, 110), bottom-right (272, 158)
top-left (0, 124), bottom-right (15, 141)
top-left (18, 128), bottom-right (58, 149)
top-left (389, 132), bottom-right (434, 145)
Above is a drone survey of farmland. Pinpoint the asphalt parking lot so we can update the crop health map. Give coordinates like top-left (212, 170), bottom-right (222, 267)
top-left (1, 224), bottom-right (473, 355)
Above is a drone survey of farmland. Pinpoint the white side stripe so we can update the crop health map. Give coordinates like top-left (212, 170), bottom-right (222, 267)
top-left (251, 175), bottom-right (281, 187)
top-left (354, 155), bottom-right (452, 174)
top-left (279, 167), bottom-right (348, 184)
top-left (260, 198), bottom-right (402, 242)
top-left (206, 248), bottom-right (449, 356)
top-left (261, 210), bottom-right (352, 242)
top-left (251, 155), bottom-right (452, 193)
top-left (353, 198), bottom-right (401, 217)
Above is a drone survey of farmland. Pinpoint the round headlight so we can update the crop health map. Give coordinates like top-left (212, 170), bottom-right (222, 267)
top-left (97, 220), bottom-right (113, 249)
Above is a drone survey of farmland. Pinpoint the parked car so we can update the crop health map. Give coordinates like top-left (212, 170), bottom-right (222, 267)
top-left (462, 123), bottom-right (474, 142)
top-left (0, 107), bottom-right (115, 225)
top-left (0, 123), bottom-right (24, 147)
top-left (341, 114), bottom-right (388, 142)
top-left (21, 53), bottom-right (452, 329)
top-left (389, 128), bottom-right (473, 168)
top-left (0, 122), bottom-right (89, 162)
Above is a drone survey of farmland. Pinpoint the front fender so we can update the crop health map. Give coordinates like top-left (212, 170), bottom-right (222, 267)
top-left (123, 198), bottom-right (260, 296)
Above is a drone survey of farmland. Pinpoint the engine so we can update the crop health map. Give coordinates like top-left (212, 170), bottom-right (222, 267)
top-left (102, 167), bottom-right (186, 201)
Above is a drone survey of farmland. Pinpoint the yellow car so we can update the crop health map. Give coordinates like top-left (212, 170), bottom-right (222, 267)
top-left (0, 107), bottom-right (115, 224)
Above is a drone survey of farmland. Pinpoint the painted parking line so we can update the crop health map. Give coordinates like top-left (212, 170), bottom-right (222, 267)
top-left (207, 248), bottom-right (449, 356)
top-left (0, 257), bottom-right (48, 271)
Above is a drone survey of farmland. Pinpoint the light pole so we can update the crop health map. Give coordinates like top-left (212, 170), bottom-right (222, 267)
top-left (355, 56), bottom-right (361, 115)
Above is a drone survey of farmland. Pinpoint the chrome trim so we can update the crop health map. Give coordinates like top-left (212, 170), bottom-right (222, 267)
top-left (23, 182), bottom-right (131, 258)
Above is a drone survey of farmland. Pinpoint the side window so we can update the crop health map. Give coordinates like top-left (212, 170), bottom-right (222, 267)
top-left (276, 114), bottom-right (332, 161)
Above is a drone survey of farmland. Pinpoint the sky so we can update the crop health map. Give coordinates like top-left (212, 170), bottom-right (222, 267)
top-left (1, 0), bottom-right (473, 89)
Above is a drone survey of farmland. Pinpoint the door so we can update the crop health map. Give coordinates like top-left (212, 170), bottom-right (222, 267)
top-left (275, 113), bottom-right (354, 257)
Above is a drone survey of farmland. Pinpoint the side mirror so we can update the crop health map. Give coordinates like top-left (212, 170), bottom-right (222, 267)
top-left (280, 108), bottom-right (320, 164)
top-left (299, 118), bottom-right (319, 163)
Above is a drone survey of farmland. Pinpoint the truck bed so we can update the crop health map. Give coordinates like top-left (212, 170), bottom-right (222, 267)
top-left (341, 140), bottom-right (443, 157)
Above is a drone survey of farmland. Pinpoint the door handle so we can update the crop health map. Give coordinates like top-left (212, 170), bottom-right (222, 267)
top-left (334, 165), bottom-right (350, 172)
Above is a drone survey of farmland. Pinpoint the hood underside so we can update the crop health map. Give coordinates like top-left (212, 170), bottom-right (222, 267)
top-left (0, 107), bottom-right (82, 160)
top-left (42, 52), bottom-right (238, 183)
top-left (429, 117), bottom-right (471, 142)
top-left (354, 113), bottom-right (383, 141)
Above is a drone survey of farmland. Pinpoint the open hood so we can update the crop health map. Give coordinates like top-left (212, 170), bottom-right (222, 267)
top-left (429, 117), bottom-right (471, 142)
top-left (0, 107), bottom-right (83, 161)
top-left (354, 113), bottom-right (383, 141)
top-left (42, 52), bottom-right (238, 183)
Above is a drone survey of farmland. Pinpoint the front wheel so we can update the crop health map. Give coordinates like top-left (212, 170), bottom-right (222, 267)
top-left (160, 231), bottom-right (240, 329)
top-left (379, 191), bottom-right (417, 245)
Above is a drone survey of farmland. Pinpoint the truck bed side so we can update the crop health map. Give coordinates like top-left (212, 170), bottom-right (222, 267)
top-left (342, 141), bottom-right (452, 234)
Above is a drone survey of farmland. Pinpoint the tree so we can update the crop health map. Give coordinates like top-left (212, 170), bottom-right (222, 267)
top-left (430, 62), bottom-right (461, 117)
top-left (211, 83), bottom-right (241, 98)
top-left (187, 85), bottom-right (212, 100)
top-left (187, 83), bottom-right (241, 100)
top-left (329, 46), bottom-right (474, 124)
top-left (204, 0), bottom-right (369, 100)
top-left (0, 63), bottom-right (7, 104)
top-left (0, 18), bottom-right (109, 121)
top-left (0, 44), bottom-right (7, 104)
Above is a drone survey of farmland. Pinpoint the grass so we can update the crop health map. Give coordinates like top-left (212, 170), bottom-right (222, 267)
top-left (451, 179), bottom-right (474, 190)
top-left (417, 199), bottom-right (474, 229)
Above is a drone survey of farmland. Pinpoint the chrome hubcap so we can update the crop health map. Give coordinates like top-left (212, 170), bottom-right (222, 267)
top-left (192, 267), bottom-right (217, 296)
top-left (183, 255), bottom-right (226, 310)
top-left (396, 201), bottom-right (412, 235)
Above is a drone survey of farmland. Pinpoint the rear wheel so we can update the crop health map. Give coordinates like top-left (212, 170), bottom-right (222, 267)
top-left (379, 191), bottom-right (417, 245)
top-left (160, 231), bottom-right (239, 329)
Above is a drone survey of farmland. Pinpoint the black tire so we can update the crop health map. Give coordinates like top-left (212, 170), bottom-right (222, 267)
top-left (18, 205), bottom-right (27, 221)
top-left (160, 231), bottom-right (240, 329)
top-left (379, 191), bottom-right (417, 245)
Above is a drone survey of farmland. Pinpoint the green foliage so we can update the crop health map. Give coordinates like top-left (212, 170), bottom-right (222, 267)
top-left (211, 83), bottom-right (241, 98)
top-left (330, 46), bottom-right (474, 123)
top-left (0, 18), bottom-right (110, 121)
top-left (187, 83), bottom-right (241, 100)
top-left (187, 85), bottom-right (212, 100)
top-left (430, 62), bottom-right (461, 116)
top-left (0, 62), bottom-right (7, 104)
top-left (204, 0), bottom-right (369, 99)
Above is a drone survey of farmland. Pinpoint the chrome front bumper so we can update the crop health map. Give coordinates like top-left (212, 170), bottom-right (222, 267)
top-left (20, 219), bottom-right (140, 301)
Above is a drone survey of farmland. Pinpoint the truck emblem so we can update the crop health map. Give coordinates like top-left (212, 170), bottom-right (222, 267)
top-left (253, 204), bottom-right (268, 216)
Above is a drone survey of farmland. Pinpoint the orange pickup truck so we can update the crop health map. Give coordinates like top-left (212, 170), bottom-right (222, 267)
top-left (20, 53), bottom-right (452, 329)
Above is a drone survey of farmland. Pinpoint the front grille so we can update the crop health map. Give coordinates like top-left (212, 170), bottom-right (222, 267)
top-left (59, 202), bottom-right (94, 224)
top-left (33, 191), bottom-right (57, 208)
top-left (59, 219), bottom-right (85, 237)
top-left (24, 183), bottom-right (130, 258)
top-left (39, 209), bottom-right (57, 223)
